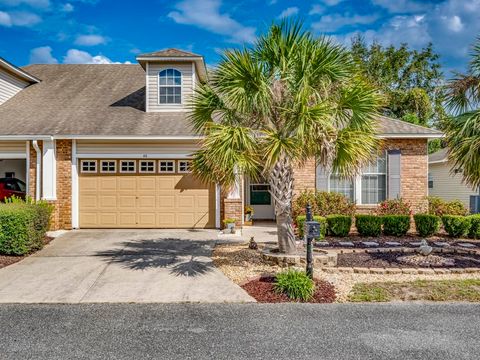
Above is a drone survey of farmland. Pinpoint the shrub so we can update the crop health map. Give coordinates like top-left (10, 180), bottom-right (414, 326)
top-left (292, 190), bottom-right (356, 220)
top-left (326, 215), bottom-right (352, 237)
top-left (377, 198), bottom-right (411, 216)
top-left (0, 201), bottom-right (53, 255)
top-left (355, 215), bottom-right (383, 237)
top-left (296, 215), bottom-right (327, 240)
top-left (468, 215), bottom-right (480, 239)
top-left (441, 215), bottom-right (471, 238)
top-left (274, 269), bottom-right (315, 301)
top-left (382, 215), bottom-right (410, 236)
top-left (427, 196), bottom-right (469, 217)
top-left (414, 214), bottom-right (440, 237)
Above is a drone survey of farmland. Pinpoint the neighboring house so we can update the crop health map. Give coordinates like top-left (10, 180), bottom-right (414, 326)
top-left (428, 148), bottom-right (479, 208)
top-left (0, 50), bottom-right (442, 230)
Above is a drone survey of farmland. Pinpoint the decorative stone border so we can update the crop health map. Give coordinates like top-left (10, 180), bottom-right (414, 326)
top-left (262, 248), bottom-right (337, 267)
top-left (319, 266), bottom-right (480, 275)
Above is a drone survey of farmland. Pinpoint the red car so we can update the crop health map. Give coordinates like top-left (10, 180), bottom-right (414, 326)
top-left (0, 178), bottom-right (26, 202)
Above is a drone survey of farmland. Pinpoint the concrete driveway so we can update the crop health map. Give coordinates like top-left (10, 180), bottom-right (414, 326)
top-left (0, 230), bottom-right (254, 303)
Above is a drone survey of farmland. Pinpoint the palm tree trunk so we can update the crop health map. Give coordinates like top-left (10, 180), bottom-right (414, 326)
top-left (269, 156), bottom-right (296, 254)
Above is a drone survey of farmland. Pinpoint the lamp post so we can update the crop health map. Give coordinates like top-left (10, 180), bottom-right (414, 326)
top-left (304, 203), bottom-right (319, 279)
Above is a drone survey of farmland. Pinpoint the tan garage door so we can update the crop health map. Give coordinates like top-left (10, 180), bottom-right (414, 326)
top-left (79, 159), bottom-right (215, 228)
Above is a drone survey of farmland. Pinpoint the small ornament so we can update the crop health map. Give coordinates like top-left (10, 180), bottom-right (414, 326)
top-left (248, 236), bottom-right (258, 250)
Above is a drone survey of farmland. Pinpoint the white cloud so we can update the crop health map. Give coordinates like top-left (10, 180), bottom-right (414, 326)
top-left (277, 6), bottom-right (299, 19)
top-left (323, 0), bottom-right (344, 6)
top-left (312, 13), bottom-right (379, 32)
top-left (0, 0), bottom-right (50, 8)
top-left (168, 0), bottom-right (256, 43)
top-left (309, 4), bottom-right (324, 15)
top-left (61, 3), bottom-right (74, 12)
top-left (63, 49), bottom-right (130, 64)
top-left (0, 11), bottom-right (41, 27)
top-left (371, 0), bottom-right (431, 13)
top-left (443, 15), bottom-right (463, 32)
top-left (74, 34), bottom-right (107, 46)
top-left (29, 46), bottom-right (58, 63)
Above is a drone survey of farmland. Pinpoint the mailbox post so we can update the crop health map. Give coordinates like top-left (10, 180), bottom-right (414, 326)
top-left (304, 204), bottom-right (320, 279)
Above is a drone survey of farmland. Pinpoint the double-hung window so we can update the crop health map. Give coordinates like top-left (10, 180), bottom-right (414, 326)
top-left (159, 69), bottom-right (181, 104)
top-left (361, 154), bottom-right (387, 204)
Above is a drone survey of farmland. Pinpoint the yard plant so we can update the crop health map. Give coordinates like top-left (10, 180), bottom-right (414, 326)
top-left (274, 269), bottom-right (315, 301)
top-left (296, 215), bottom-right (327, 240)
top-left (377, 198), bottom-right (411, 216)
top-left (355, 214), bottom-right (382, 237)
top-left (427, 196), bottom-right (468, 217)
top-left (441, 215), bottom-right (471, 238)
top-left (293, 190), bottom-right (356, 220)
top-left (414, 214), bottom-right (440, 237)
top-left (382, 215), bottom-right (410, 236)
top-left (468, 214), bottom-right (480, 239)
top-left (326, 215), bottom-right (352, 237)
top-left (189, 20), bottom-right (381, 254)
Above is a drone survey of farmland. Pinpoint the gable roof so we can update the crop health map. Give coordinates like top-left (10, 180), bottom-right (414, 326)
top-left (0, 57), bottom-right (40, 84)
top-left (137, 48), bottom-right (202, 58)
top-left (0, 64), bottom-right (444, 139)
top-left (429, 148), bottom-right (448, 163)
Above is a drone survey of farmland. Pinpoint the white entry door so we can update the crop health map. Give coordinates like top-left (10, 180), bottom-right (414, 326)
top-left (247, 180), bottom-right (275, 220)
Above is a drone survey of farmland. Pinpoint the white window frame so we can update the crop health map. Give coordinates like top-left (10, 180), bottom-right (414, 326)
top-left (158, 68), bottom-right (182, 105)
top-left (178, 160), bottom-right (192, 173)
top-left (139, 160), bottom-right (156, 173)
top-left (359, 152), bottom-right (387, 205)
top-left (158, 160), bottom-right (175, 173)
top-left (119, 160), bottom-right (136, 173)
top-left (100, 160), bottom-right (116, 174)
top-left (80, 160), bottom-right (97, 173)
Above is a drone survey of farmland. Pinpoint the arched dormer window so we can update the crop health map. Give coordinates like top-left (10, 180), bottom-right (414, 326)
top-left (159, 69), bottom-right (182, 104)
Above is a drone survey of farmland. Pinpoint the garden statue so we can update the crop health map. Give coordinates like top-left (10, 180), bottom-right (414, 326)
top-left (418, 239), bottom-right (433, 256)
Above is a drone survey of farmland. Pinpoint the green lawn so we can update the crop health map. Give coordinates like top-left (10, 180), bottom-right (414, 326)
top-left (348, 279), bottom-right (480, 302)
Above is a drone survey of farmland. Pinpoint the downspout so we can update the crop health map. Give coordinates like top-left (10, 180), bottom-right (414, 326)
top-left (32, 140), bottom-right (41, 201)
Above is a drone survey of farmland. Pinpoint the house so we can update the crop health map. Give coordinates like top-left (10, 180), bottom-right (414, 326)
top-left (0, 49), bottom-right (443, 230)
top-left (428, 148), bottom-right (479, 208)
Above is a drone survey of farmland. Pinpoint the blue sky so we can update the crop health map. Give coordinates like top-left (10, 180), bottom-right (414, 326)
top-left (0, 0), bottom-right (478, 74)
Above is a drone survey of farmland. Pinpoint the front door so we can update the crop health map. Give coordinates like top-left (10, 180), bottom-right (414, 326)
top-left (247, 179), bottom-right (275, 220)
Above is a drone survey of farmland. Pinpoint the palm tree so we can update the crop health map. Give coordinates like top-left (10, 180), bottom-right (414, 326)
top-left (444, 37), bottom-right (480, 191)
top-left (189, 21), bottom-right (382, 254)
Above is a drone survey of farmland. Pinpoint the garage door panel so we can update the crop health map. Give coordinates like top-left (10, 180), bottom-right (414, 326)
top-left (79, 161), bottom-right (215, 228)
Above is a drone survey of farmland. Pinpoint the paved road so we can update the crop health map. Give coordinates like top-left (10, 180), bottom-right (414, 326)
top-left (1, 303), bottom-right (479, 360)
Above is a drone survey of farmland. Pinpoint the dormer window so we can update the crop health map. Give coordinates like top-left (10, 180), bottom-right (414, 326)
top-left (159, 69), bottom-right (182, 104)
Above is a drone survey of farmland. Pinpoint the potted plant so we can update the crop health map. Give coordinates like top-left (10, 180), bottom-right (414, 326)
top-left (244, 206), bottom-right (254, 225)
top-left (223, 218), bottom-right (237, 234)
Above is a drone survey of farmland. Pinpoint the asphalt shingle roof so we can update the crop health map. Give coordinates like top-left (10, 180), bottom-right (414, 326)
top-left (429, 148), bottom-right (448, 163)
top-left (137, 48), bottom-right (202, 58)
top-left (0, 64), bottom-right (444, 138)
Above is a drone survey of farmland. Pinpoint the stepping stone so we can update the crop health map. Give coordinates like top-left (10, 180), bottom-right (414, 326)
top-left (457, 243), bottom-right (476, 248)
top-left (338, 241), bottom-right (354, 247)
top-left (409, 242), bottom-right (423, 247)
top-left (385, 241), bottom-right (401, 247)
top-left (361, 241), bottom-right (379, 247)
top-left (314, 241), bottom-right (330, 247)
top-left (433, 242), bottom-right (450, 247)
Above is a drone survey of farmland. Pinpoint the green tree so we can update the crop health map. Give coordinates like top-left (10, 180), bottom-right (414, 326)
top-left (350, 35), bottom-right (445, 127)
top-left (189, 21), bottom-right (382, 254)
top-left (444, 37), bottom-right (480, 190)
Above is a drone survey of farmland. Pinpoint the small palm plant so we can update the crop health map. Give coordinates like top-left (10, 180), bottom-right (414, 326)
top-left (190, 20), bottom-right (382, 254)
top-left (444, 36), bottom-right (480, 191)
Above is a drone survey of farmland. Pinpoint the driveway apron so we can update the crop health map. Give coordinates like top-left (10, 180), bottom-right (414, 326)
top-left (0, 230), bottom-right (254, 303)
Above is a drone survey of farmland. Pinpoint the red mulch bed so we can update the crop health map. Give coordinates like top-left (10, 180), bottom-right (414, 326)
top-left (241, 276), bottom-right (336, 303)
top-left (0, 236), bottom-right (53, 269)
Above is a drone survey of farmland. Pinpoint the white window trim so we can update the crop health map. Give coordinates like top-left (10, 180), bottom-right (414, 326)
top-left (157, 68), bottom-right (183, 106)
top-left (80, 160), bottom-right (97, 173)
top-left (158, 160), bottom-right (175, 173)
top-left (119, 160), bottom-right (136, 173)
top-left (139, 160), bottom-right (156, 173)
top-left (177, 160), bottom-right (192, 173)
top-left (100, 160), bottom-right (116, 173)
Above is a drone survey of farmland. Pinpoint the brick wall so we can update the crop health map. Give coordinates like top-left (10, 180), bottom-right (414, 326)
top-left (292, 138), bottom-right (429, 213)
top-left (27, 141), bottom-right (41, 200)
top-left (54, 139), bottom-right (72, 230)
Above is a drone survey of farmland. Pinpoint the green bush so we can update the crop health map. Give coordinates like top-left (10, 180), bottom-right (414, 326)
top-left (468, 215), bottom-right (480, 239)
top-left (428, 196), bottom-right (469, 217)
top-left (292, 190), bottom-right (356, 220)
top-left (326, 215), bottom-right (352, 237)
top-left (296, 215), bottom-right (327, 240)
top-left (355, 215), bottom-right (383, 237)
top-left (414, 214), bottom-right (440, 237)
top-left (274, 269), bottom-right (315, 301)
top-left (0, 201), bottom-right (53, 255)
top-left (377, 198), bottom-right (411, 215)
top-left (441, 215), bottom-right (471, 238)
top-left (382, 215), bottom-right (410, 236)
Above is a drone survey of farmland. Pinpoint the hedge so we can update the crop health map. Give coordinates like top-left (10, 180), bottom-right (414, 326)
top-left (293, 190), bottom-right (356, 220)
top-left (468, 215), bottom-right (480, 239)
top-left (296, 215), bottom-right (327, 240)
top-left (414, 214), bottom-right (440, 237)
top-left (441, 215), bottom-right (471, 238)
top-left (326, 215), bottom-right (352, 237)
top-left (355, 215), bottom-right (382, 237)
top-left (0, 201), bottom-right (53, 255)
top-left (382, 215), bottom-right (410, 236)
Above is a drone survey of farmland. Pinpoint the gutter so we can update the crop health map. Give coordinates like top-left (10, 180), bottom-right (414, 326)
top-left (32, 140), bottom-right (41, 201)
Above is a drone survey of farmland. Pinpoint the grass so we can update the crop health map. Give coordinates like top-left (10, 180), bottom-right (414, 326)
top-left (348, 279), bottom-right (480, 302)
